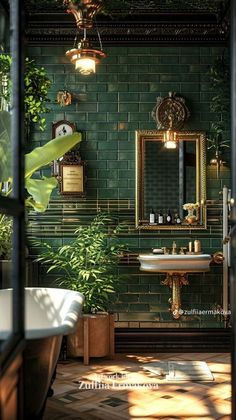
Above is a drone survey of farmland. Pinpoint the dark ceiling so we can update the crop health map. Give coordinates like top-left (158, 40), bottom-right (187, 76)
top-left (24, 0), bottom-right (230, 45)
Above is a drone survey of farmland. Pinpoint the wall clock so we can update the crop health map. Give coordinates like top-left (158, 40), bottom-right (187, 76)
top-left (52, 120), bottom-right (76, 139)
top-left (51, 120), bottom-right (85, 197)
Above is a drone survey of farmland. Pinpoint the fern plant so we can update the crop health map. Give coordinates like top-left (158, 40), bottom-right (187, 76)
top-left (34, 213), bottom-right (128, 314)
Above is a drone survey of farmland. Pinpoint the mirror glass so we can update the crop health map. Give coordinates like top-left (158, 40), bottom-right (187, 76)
top-left (135, 130), bottom-right (206, 230)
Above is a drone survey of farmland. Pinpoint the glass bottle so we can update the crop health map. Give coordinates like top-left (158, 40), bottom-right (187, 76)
top-left (149, 208), bottom-right (155, 224)
top-left (166, 209), bottom-right (172, 224)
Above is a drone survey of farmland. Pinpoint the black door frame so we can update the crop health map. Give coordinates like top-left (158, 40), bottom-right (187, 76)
top-left (0, 0), bottom-right (25, 375)
top-left (231, 0), bottom-right (236, 418)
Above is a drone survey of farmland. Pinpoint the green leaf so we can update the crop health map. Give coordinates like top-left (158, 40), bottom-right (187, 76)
top-left (25, 132), bottom-right (82, 178)
top-left (25, 176), bottom-right (58, 212)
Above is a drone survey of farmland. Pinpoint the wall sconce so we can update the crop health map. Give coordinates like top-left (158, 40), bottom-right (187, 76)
top-left (152, 92), bottom-right (190, 148)
top-left (64, 0), bottom-right (106, 75)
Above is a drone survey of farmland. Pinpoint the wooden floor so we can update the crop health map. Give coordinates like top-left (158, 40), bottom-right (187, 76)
top-left (44, 353), bottom-right (231, 420)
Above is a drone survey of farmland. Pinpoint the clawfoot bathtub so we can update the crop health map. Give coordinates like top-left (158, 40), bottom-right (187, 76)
top-left (0, 287), bottom-right (84, 419)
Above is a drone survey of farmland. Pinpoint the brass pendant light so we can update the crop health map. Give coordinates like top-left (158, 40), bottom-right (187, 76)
top-left (64, 0), bottom-right (106, 75)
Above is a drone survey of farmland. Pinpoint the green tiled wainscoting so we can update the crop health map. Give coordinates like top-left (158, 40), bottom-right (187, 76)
top-left (27, 45), bottom-right (230, 328)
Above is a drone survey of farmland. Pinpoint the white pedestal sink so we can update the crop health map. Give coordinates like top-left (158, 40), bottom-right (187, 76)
top-left (138, 253), bottom-right (211, 319)
top-left (138, 253), bottom-right (211, 273)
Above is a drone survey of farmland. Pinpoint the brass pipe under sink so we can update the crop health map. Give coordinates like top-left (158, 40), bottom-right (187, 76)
top-left (161, 273), bottom-right (189, 319)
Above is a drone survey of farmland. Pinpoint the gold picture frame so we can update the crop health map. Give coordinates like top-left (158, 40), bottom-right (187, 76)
top-left (135, 130), bottom-right (207, 230)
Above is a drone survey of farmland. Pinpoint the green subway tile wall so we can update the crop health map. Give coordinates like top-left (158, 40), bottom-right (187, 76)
top-left (27, 45), bottom-right (230, 328)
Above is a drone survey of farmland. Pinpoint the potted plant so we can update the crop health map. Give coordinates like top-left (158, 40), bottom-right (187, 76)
top-left (35, 213), bottom-right (128, 364)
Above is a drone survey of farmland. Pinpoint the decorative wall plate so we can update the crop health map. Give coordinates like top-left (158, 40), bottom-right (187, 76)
top-left (152, 92), bottom-right (190, 130)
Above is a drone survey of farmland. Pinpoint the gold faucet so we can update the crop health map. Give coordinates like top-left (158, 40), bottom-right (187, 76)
top-left (171, 241), bottom-right (177, 255)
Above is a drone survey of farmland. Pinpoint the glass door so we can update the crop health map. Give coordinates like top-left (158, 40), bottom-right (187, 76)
top-left (0, 1), bottom-right (26, 418)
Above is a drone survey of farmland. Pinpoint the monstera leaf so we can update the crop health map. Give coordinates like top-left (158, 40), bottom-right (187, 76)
top-left (0, 110), bottom-right (82, 212)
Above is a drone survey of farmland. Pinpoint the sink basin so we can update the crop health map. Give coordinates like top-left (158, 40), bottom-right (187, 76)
top-left (138, 253), bottom-right (211, 273)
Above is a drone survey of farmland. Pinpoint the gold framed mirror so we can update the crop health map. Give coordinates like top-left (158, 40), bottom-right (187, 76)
top-left (135, 130), bottom-right (207, 230)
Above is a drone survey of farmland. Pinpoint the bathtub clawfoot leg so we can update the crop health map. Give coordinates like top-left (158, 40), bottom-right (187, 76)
top-left (46, 366), bottom-right (57, 398)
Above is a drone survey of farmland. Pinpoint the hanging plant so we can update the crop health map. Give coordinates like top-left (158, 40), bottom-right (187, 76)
top-left (0, 54), bottom-right (51, 131)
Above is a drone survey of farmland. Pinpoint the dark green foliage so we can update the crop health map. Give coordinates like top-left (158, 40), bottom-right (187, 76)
top-left (0, 215), bottom-right (12, 259)
top-left (207, 53), bottom-right (230, 155)
top-left (0, 55), bottom-right (51, 131)
top-left (34, 213), bottom-right (128, 313)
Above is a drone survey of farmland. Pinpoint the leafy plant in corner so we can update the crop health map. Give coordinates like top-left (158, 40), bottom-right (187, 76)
top-left (0, 54), bottom-right (51, 131)
top-left (34, 213), bottom-right (128, 314)
top-left (0, 214), bottom-right (12, 260)
top-left (207, 53), bottom-right (230, 162)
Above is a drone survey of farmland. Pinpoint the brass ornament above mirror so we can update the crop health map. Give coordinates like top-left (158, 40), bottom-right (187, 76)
top-left (135, 130), bottom-right (207, 230)
top-left (152, 92), bottom-right (190, 130)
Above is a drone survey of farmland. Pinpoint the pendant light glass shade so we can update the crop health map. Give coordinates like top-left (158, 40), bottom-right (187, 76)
top-left (163, 129), bottom-right (177, 149)
top-left (66, 30), bottom-right (106, 75)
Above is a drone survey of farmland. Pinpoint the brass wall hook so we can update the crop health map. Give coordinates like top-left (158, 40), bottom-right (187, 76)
top-left (56, 90), bottom-right (72, 106)
top-left (212, 251), bottom-right (224, 264)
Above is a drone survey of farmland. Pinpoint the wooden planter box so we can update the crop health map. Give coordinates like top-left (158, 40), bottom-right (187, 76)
top-left (67, 313), bottom-right (115, 365)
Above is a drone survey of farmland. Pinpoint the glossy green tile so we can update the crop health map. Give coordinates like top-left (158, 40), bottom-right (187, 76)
top-left (130, 113), bottom-right (149, 121)
top-left (98, 169), bottom-right (118, 179)
top-left (107, 160), bottom-right (128, 169)
top-left (119, 189), bottom-right (135, 199)
top-left (97, 141), bottom-right (118, 150)
top-left (139, 294), bottom-right (161, 303)
top-left (97, 188), bottom-right (118, 199)
top-left (160, 56), bottom-right (179, 64)
top-left (128, 83), bottom-right (149, 92)
top-left (87, 112), bottom-right (107, 122)
top-left (119, 103), bottom-right (139, 112)
top-left (118, 170), bottom-right (134, 179)
top-left (108, 112), bottom-right (128, 122)
top-left (111, 83), bottom-right (129, 92)
top-left (129, 304), bottom-right (150, 312)
top-left (119, 294), bottom-right (139, 302)
top-left (118, 74), bottom-right (139, 82)
top-left (119, 55), bottom-right (139, 64)
top-left (119, 92), bottom-right (139, 102)
top-left (86, 83), bottom-right (107, 92)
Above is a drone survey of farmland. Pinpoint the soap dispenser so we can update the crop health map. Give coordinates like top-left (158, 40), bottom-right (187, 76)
top-left (194, 240), bottom-right (201, 253)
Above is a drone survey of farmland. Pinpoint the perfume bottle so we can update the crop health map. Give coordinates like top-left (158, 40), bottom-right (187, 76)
top-left (158, 210), bottom-right (164, 224)
top-left (175, 213), bottom-right (181, 224)
top-left (149, 208), bottom-right (155, 224)
top-left (166, 209), bottom-right (172, 224)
